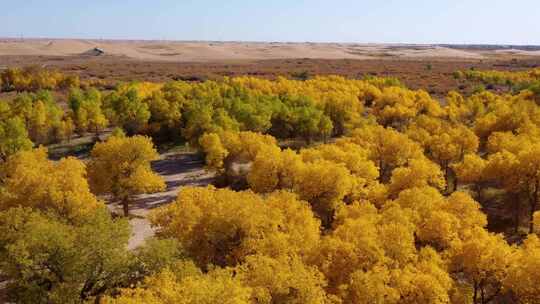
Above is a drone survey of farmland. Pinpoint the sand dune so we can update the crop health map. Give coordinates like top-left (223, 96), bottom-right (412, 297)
top-left (494, 48), bottom-right (540, 56)
top-left (0, 39), bottom-right (534, 62)
top-left (0, 39), bottom-right (373, 61)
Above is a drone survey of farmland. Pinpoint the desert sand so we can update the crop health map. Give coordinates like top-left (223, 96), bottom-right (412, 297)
top-left (1, 38), bottom-right (538, 99)
top-left (0, 38), bottom-right (523, 62)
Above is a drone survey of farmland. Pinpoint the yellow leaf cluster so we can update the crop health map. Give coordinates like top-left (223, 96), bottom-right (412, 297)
top-left (0, 147), bottom-right (102, 221)
top-left (149, 186), bottom-right (321, 267)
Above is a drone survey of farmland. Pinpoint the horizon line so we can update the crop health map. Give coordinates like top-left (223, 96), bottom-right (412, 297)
top-left (1, 36), bottom-right (539, 47)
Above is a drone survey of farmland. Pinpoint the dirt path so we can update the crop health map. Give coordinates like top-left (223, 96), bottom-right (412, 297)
top-left (107, 151), bottom-right (214, 249)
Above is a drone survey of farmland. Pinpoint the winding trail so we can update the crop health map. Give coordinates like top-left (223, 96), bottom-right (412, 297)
top-left (107, 151), bottom-right (215, 249)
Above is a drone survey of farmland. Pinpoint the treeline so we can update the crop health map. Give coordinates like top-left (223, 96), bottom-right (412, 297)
top-left (3, 70), bottom-right (540, 303)
top-left (457, 67), bottom-right (540, 96)
top-left (0, 66), bottom-right (80, 92)
top-left (0, 75), bottom-right (405, 157)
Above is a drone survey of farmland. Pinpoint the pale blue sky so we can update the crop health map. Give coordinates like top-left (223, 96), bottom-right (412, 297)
top-left (1, 0), bottom-right (539, 44)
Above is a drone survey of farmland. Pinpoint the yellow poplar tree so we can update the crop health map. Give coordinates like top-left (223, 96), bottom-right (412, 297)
top-left (291, 160), bottom-right (355, 229)
top-left (339, 125), bottom-right (424, 182)
top-left (388, 158), bottom-right (446, 197)
top-left (0, 147), bottom-right (102, 221)
top-left (504, 235), bottom-right (540, 304)
top-left (236, 254), bottom-right (330, 304)
top-left (150, 186), bottom-right (321, 268)
top-left (448, 228), bottom-right (513, 304)
top-left (104, 267), bottom-right (252, 304)
top-left (87, 135), bottom-right (165, 216)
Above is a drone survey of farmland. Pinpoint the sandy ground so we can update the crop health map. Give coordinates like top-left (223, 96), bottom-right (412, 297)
top-left (107, 151), bottom-right (215, 249)
top-left (0, 39), bottom-right (518, 62)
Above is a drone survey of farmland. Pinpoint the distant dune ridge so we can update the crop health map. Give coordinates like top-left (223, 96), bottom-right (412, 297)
top-left (0, 38), bottom-right (539, 62)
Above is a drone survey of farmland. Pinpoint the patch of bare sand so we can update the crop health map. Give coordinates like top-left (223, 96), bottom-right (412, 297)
top-left (493, 48), bottom-right (540, 56)
top-left (0, 39), bottom-right (495, 62)
top-left (106, 151), bottom-right (215, 249)
top-left (386, 46), bottom-right (485, 59)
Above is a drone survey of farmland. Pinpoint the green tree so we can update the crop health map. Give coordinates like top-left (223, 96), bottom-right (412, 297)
top-left (0, 117), bottom-right (33, 161)
top-left (68, 88), bottom-right (108, 135)
top-left (0, 207), bottom-right (186, 303)
top-left (0, 208), bottom-right (131, 303)
top-left (103, 89), bottom-right (150, 135)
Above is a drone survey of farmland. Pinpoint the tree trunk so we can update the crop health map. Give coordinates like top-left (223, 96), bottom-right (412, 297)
top-left (122, 197), bottom-right (129, 217)
top-left (530, 201), bottom-right (537, 234)
top-left (529, 180), bottom-right (540, 234)
top-left (475, 183), bottom-right (483, 204)
top-left (378, 161), bottom-right (383, 183)
top-left (444, 163), bottom-right (450, 193)
top-left (453, 174), bottom-right (459, 192)
top-left (514, 194), bottom-right (521, 234)
top-left (480, 285), bottom-right (485, 304)
top-left (473, 281), bottom-right (478, 304)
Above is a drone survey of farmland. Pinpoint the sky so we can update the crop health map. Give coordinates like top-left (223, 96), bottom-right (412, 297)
top-left (1, 0), bottom-right (539, 45)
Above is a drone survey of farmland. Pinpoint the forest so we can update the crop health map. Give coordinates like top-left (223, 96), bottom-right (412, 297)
top-left (1, 65), bottom-right (540, 304)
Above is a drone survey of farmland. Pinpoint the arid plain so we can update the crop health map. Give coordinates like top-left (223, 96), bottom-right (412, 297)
top-left (1, 39), bottom-right (539, 97)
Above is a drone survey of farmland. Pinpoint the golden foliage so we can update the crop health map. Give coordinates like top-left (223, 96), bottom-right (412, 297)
top-left (105, 267), bottom-right (252, 304)
top-left (236, 254), bottom-right (331, 304)
top-left (5, 71), bottom-right (540, 303)
top-left (339, 125), bottom-right (424, 182)
top-left (0, 147), bottom-right (102, 221)
top-left (504, 235), bottom-right (540, 303)
top-left (150, 186), bottom-right (320, 267)
top-left (449, 228), bottom-right (513, 303)
top-left (87, 135), bottom-right (165, 216)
